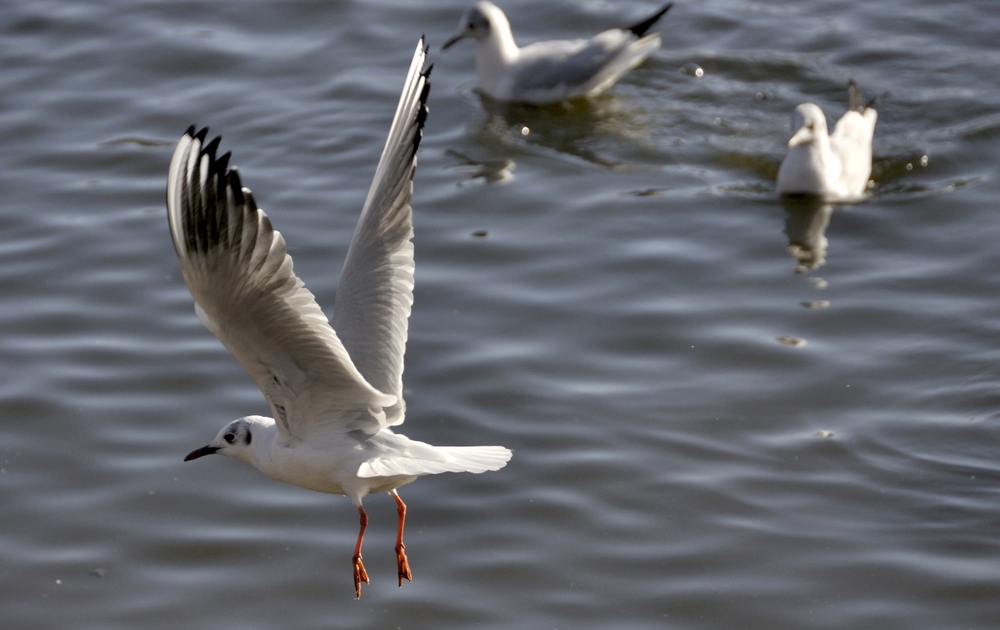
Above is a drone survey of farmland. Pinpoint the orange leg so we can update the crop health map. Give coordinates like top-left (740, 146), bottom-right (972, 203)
top-left (352, 505), bottom-right (370, 599)
top-left (392, 490), bottom-right (412, 586)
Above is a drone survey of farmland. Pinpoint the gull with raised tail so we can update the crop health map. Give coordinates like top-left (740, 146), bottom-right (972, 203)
top-left (777, 81), bottom-right (880, 201)
top-left (168, 38), bottom-right (512, 599)
top-left (442, 1), bottom-right (673, 104)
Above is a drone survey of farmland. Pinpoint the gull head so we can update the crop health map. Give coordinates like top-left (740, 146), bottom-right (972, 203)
top-left (442, 1), bottom-right (505, 49)
top-left (184, 415), bottom-right (272, 464)
top-left (787, 103), bottom-right (828, 148)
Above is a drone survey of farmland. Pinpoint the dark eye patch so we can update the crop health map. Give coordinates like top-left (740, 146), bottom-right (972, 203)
top-left (224, 432), bottom-right (236, 444)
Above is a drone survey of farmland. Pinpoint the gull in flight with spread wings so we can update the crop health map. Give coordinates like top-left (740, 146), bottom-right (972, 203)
top-left (442, 1), bottom-right (673, 104)
top-left (167, 38), bottom-right (512, 598)
top-left (777, 81), bottom-right (880, 201)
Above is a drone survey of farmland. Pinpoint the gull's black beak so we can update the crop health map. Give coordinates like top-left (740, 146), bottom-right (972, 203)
top-left (184, 445), bottom-right (220, 461)
top-left (442, 33), bottom-right (464, 50)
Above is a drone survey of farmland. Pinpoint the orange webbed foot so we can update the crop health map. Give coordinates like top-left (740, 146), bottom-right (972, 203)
top-left (353, 555), bottom-right (370, 599)
top-left (396, 543), bottom-right (412, 586)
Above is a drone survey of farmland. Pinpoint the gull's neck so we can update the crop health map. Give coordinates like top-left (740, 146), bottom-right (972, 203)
top-left (239, 420), bottom-right (280, 476)
top-left (794, 130), bottom-right (840, 197)
top-left (476, 14), bottom-right (520, 95)
top-left (811, 132), bottom-right (844, 196)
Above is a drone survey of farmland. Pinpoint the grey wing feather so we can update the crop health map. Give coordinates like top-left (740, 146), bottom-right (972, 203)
top-left (167, 127), bottom-right (396, 440)
top-left (515, 38), bottom-right (618, 93)
top-left (332, 38), bottom-right (431, 428)
top-left (515, 30), bottom-right (658, 98)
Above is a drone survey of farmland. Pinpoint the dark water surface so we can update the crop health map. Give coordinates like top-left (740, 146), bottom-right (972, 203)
top-left (2, 1), bottom-right (999, 628)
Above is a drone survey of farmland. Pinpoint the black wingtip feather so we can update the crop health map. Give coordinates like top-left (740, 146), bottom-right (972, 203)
top-left (173, 126), bottom-right (249, 258)
top-left (227, 167), bottom-right (246, 207)
top-left (627, 2), bottom-right (673, 37)
top-left (865, 90), bottom-right (886, 110)
top-left (216, 150), bottom-right (232, 175)
top-left (847, 80), bottom-right (865, 112)
top-left (414, 64), bottom-right (432, 156)
top-left (201, 136), bottom-right (222, 162)
top-left (847, 79), bottom-right (884, 112)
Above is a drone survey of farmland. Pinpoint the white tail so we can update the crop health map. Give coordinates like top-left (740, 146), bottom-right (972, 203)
top-left (358, 445), bottom-right (513, 478)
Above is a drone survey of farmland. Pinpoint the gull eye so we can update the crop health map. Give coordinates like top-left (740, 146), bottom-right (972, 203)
top-left (224, 432), bottom-right (236, 444)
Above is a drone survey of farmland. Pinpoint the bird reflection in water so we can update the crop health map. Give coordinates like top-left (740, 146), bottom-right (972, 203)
top-left (470, 92), bottom-right (654, 168)
top-left (446, 149), bottom-right (516, 184)
top-left (782, 195), bottom-right (834, 274)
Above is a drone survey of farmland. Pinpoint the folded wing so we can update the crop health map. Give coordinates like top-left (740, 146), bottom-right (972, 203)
top-left (831, 81), bottom-right (878, 198)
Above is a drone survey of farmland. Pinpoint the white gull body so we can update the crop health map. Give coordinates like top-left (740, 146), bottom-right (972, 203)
top-left (777, 82), bottom-right (879, 201)
top-left (442, 1), bottom-right (673, 104)
top-left (167, 39), bottom-right (512, 598)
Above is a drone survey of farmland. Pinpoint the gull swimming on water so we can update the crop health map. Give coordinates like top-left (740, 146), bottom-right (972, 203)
top-left (442, 1), bottom-right (673, 104)
top-left (777, 81), bottom-right (879, 201)
top-left (167, 38), bottom-right (512, 599)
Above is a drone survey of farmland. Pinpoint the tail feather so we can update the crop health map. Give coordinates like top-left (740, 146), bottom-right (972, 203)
top-left (357, 445), bottom-right (513, 478)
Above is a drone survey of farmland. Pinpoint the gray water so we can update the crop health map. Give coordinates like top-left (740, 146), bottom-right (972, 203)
top-left (2, 1), bottom-right (999, 628)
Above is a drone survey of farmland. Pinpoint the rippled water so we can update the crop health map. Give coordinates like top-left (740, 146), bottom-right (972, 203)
top-left (2, 1), bottom-right (999, 628)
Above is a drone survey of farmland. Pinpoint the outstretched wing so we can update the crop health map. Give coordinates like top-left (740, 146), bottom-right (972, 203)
top-left (166, 127), bottom-right (396, 440)
top-left (332, 38), bottom-right (431, 428)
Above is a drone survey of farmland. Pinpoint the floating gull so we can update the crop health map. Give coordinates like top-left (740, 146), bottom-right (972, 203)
top-left (167, 38), bottom-right (512, 598)
top-left (442, 1), bottom-right (673, 104)
top-left (777, 81), bottom-right (879, 201)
